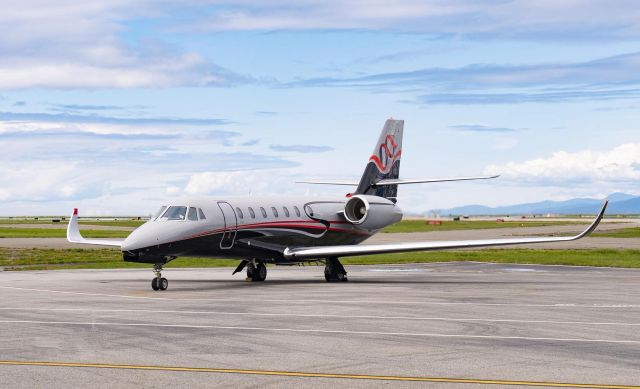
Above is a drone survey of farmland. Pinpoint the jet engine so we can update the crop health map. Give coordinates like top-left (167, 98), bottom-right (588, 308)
top-left (343, 195), bottom-right (403, 230)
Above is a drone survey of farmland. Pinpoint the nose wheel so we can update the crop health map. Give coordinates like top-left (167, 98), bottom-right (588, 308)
top-left (151, 263), bottom-right (168, 291)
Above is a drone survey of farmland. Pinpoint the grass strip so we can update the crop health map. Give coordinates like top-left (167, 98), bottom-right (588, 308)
top-left (0, 228), bottom-right (130, 238)
top-left (592, 227), bottom-right (640, 238)
top-left (0, 220), bottom-right (145, 227)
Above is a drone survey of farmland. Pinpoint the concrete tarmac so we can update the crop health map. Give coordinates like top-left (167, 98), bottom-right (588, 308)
top-left (0, 263), bottom-right (639, 388)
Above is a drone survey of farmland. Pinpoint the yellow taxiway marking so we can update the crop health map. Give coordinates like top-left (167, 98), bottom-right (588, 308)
top-left (0, 361), bottom-right (638, 388)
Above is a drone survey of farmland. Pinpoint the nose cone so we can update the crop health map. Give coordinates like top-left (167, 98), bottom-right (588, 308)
top-left (122, 223), bottom-right (155, 252)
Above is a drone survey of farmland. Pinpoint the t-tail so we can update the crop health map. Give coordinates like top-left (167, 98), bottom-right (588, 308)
top-left (296, 118), bottom-right (500, 201)
top-left (354, 119), bottom-right (403, 200)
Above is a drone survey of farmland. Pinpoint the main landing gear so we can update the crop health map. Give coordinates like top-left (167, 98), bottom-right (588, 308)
top-left (151, 263), bottom-right (168, 291)
top-left (325, 257), bottom-right (348, 282)
top-left (246, 261), bottom-right (267, 282)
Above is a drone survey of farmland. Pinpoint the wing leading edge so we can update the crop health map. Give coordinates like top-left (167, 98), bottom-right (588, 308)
top-left (67, 208), bottom-right (125, 247)
top-left (283, 201), bottom-right (608, 260)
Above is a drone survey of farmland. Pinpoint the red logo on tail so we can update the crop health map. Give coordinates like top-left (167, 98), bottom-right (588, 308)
top-left (369, 134), bottom-right (401, 173)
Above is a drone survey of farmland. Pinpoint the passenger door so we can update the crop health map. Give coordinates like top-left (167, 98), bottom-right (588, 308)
top-left (217, 202), bottom-right (237, 249)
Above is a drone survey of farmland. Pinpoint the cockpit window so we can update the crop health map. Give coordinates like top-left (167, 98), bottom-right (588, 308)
top-left (153, 206), bottom-right (167, 220)
top-left (188, 207), bottom-right (198, 221)
top-left (163, 206), bottom-right (187, 221)
top-left (198, 208), bottom-right (206, 220)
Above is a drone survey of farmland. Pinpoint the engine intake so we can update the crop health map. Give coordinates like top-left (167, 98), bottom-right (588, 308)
top-left (343, 195), bottom-right (402, 230)
top-left (344, 196), bottom-right (368, 224)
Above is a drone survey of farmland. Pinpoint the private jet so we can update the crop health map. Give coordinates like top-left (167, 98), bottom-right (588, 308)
top-left (67, 119), bottom-right (607, 290)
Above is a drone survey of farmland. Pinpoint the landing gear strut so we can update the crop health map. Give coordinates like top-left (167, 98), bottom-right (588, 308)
top-left (246, 261), bottom-right (267, 282)
top-left (325, 257), bottom-right (348, 282)
top-left (151, 263), bottom-right (168, 291)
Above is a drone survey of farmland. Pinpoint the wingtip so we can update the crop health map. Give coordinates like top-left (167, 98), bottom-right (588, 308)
top-left (73, 208), bottom-right (78, 216)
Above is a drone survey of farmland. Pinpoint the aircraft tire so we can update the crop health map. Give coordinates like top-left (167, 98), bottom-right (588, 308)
top-left (255, 263), bottom-right (267, 282)
top-left (159, 277), bottom-right (168, 290)
top-left (151, 278), bottom-right (160, 291)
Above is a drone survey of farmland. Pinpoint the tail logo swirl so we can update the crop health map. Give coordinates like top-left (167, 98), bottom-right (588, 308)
top-left (369, 134), bottom-right (401, 174)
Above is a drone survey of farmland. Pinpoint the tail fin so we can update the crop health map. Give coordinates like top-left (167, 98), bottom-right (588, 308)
top-left (355, 119), bottom-right (404, 199)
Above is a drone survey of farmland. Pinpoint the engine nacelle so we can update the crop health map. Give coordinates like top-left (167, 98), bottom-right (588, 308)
top-left (343, 195), bottom-right (403, 230)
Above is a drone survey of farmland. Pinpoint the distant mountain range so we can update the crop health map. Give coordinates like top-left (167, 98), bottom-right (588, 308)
top-left (436, 192), bottom-right (640, 216)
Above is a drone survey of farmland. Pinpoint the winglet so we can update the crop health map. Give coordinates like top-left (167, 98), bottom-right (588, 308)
top-left (67, 208), bottom-right (82, 243)
top-left (572, 200), bottom-right (608, 240)
top-left (66, 208), bottom-right (124, 247)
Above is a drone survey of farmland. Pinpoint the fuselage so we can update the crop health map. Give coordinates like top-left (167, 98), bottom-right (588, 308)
top-left (121, 195), bottom-right (403, 264)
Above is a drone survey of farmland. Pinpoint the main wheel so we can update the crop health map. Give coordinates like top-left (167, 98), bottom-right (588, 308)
top-left (151, 278), bottom-right (160, 291)
top-left (159, 277), bottom-right (168, 290)
top-left (254, 263), bottom-right (267, 282)
top-left (324, 268), bottom-right (333, 282)
top-left (246, 265), bottom-right (255, 280)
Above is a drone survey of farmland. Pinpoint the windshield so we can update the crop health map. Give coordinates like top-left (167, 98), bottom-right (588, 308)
top-left (162, 206), bottom-right (187, 221)
top-left (152, 206), bottom-right (167, 220)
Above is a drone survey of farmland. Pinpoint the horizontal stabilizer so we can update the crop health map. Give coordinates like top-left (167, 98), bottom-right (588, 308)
top-left (283, 201), bottom-right (607, 260)
top-left (296, 175), bottom-right (499, 187)
top-left (376, 175), bottom-right (499, 185)
top-left (67, 208), bottom-right (125, 248)
top-left (295, 180), bottom-right (359, 186)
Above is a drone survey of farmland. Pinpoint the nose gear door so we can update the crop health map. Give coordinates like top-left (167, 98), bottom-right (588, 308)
top-left (217, 202), bottom-right (237, 249)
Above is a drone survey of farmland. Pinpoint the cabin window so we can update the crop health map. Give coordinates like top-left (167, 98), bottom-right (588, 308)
top-left (260, 207), bottom-right (267, 218)
top-left (248, 207), bottom-right (256, 218)
top-left (271, 207), bottom-right (279, 217)
top-left (198, 208), bottom-right (206, 220)
top-left (163, 206), bottom-right (187, 221)
top-left (153, 206), bottom-right (167, 220)
top-left (236, 207), bottom-right (244, 219)
top-left (304, 205), bottom-right (314, 217)
top-left (283, 206), bottom-right (290, 217)
top-left (293, 206), bottom-right (301, 217)
top-left (188, 207), bottom-right (198, 221)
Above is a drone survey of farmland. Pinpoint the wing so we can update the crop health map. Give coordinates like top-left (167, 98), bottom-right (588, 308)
top-left (283, 201), bottom-right (608, 260)
top-left (66, 208), bottom-right (125, 248)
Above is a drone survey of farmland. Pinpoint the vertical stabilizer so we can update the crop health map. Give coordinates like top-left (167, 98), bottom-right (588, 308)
top-left (355, 119), bottom-right (404, 199)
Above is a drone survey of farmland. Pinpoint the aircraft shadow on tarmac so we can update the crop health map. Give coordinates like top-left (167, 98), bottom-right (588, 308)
top-left (118, 278), bottom-right (558, 292)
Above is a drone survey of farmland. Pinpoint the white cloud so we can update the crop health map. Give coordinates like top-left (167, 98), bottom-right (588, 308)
top-left (189, 0), bottom-right (640, 39)
top-left (0, 1), bottom-right (241, 89)
top-left (0, 162), bottom-right (105, 202)
top-left (485, 143), bottom-right (640, 185)
top-left (184, 171), bottom-right (293, 196)
top-left (2, 0), bottom-right (639, 89)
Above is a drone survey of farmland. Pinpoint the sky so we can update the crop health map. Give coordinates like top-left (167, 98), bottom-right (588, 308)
top-left (1, 0), bottom-right (639, 216)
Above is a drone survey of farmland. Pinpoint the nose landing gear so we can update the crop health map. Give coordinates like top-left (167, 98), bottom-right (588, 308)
top-left (151, 263), bottom-right (168, 291)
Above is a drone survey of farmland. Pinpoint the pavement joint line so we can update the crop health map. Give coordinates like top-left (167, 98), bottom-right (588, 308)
top-left (1, 286), bottom-right (639, 308)
top-left (0, 360), bottom-right (637, 388)
top-left (1, 307), bottom-right (639, 327)
top-left (2, 320), bottom-right (639, 345)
